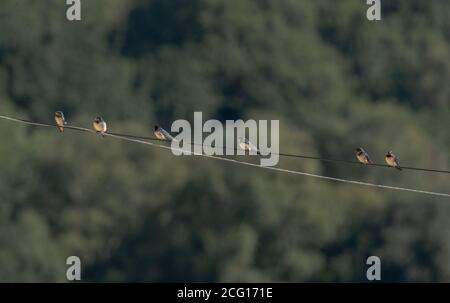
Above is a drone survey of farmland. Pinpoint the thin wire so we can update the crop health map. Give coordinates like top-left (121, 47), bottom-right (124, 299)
top-left (0, 115), bottom-right (55, 128)
top-left (0, 114), bottom-right (449, 198)
top-left (77, 130), bottom-right (450, 174)
top-left (103, 133), bottom-right (450, 198)
top-left (100, 131), bottom-right (450, 174)
top-left (1, 114), bottom-right (450, 174)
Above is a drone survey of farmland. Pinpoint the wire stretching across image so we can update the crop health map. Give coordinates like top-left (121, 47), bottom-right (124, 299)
top-left (0, 114), bottom-right (449, 198)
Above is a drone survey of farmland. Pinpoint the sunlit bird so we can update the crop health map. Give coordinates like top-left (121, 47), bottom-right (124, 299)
top-left (385, 151), bottom-right (402, 171)
top-left (355, 147), bottom-right (372, 165)
top-left (154, 125), bottom-right (175, 142)
top-left (239, 137), bottom-right (260, 155)
top-left (54, 111), bottom-right (67, 133)
top-left (93, 116), bottom-right (107, 137)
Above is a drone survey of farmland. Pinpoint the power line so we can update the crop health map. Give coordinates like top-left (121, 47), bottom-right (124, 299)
top-left (87, 125), bottom-right (450, 174)
top-left (105, 134), bottom-right (450, 198)
top-left (276, 152), bottom-right (450, 174)
top-left (2, 115), bottom-right (450, 174)
top-left (2, 114), bottom-right (449, 174)
top-left (71, 129), bottom-right (450, 174)
top-left (0, 114), bottom-right (449, 198)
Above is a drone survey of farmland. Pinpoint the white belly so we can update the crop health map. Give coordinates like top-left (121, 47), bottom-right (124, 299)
top-left (386, 157), bottom-right (396, 166)
top-left (239, 142), bottom-right (250, 151)
top-left (94, 122), bottom-right (107, 132)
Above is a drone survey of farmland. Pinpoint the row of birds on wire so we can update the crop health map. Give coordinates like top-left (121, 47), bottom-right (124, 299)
top-left (55, 111), bottom-right (404, 171)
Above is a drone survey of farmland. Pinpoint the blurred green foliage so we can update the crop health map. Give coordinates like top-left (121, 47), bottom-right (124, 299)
top-left (0, 0), bottom-right (449, 282)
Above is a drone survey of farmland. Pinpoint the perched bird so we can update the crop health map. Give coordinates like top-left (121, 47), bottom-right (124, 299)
top-left (154, 125), bottom-right (175, 142)
top-left (385, 151), bottom-right (402, 170)
top-left (239, 138), bottom-right (260, 155)
top-left (355, 147), bottom-right (372, 165)
top-left (54, 111), bottom-right (67, 133)
top-left (93, 116), bottom-right (107, 137)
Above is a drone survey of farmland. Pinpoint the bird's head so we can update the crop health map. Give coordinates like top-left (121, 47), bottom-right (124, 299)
top-left (355, 147), bottom-right (363, 153)
top-left (94, 116), bottom-right (103, 123)
top-left (55, 111), bottom-right (63, 118)
top-left (154, 125), bottom-right (159, 131)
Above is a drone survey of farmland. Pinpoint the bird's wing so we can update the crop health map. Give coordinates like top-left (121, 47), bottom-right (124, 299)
top-left (248, 141), bottom-right (258, 152)
top-left (160, 128), bottom-right (175, 141)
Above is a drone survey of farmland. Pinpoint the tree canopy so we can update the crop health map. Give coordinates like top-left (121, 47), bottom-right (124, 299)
top-left (0, 0), bottom-right (449, 282)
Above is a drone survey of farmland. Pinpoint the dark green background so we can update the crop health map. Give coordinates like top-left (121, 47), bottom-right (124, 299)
top-left (0, 0), bottom-right (449, 282)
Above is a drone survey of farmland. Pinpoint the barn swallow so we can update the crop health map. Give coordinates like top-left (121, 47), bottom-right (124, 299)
top-left (355, 147), bottom-right (372, 165)
top-left (154, 125), bottom-right (175, 142)
top-left (93, 116), bottom-right (107, 137)
top-left (54, 111), bottom-right (67, 133)
top-left (385, 151), bottom-right (402, 170)
top-left (239, 138), bottom-right (260, 155)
